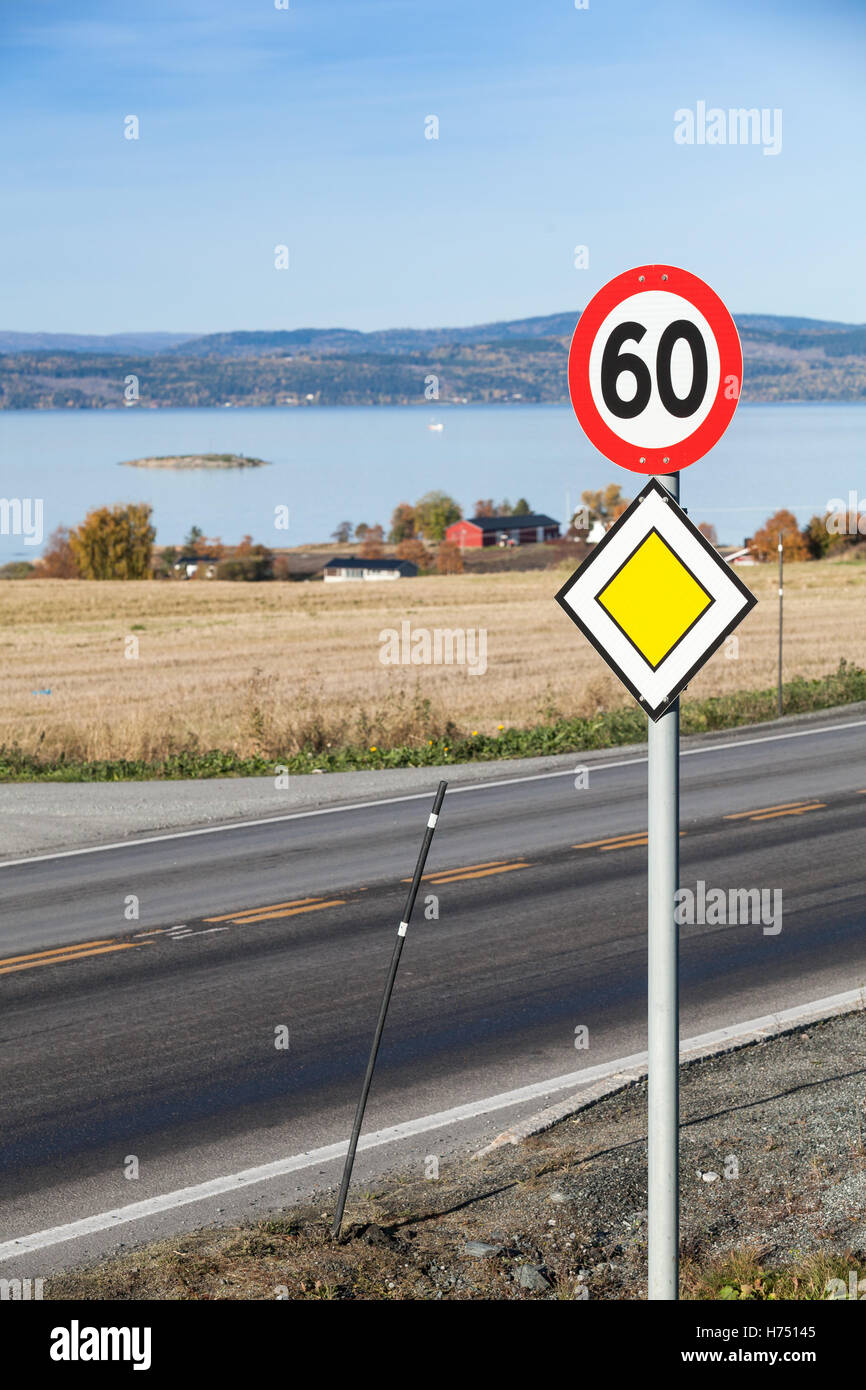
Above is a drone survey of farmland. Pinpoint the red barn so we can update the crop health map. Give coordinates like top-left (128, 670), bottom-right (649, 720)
top-left (445, 513), bottom-right (560, 548)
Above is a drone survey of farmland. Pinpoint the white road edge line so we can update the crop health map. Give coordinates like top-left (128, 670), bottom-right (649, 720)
top-left (0, 717), bottom-right (863, 871)
top-left (0, 986), bottom-right (861, 1262)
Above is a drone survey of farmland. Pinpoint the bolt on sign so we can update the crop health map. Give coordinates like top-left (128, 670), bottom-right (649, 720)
top-left (556, 478), bottom-right (756, 721)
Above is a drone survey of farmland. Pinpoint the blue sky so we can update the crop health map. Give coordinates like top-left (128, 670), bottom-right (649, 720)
top-left (1, 0), bottom-right (864, 333)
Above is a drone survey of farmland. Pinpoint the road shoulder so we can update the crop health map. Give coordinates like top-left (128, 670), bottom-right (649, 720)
top-left (1, 701), bottom-right (864, 859)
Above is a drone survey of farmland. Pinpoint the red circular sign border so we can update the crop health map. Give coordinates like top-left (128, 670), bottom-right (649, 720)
top-left (567, 264), bottom-right (743, 474)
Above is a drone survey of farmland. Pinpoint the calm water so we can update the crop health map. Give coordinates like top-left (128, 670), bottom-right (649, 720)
top-left (0, 402), bottom-right (863, 558)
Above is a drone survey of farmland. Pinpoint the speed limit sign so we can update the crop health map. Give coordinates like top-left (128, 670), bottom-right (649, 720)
top-left (568, 264), bottom-right (742, 474)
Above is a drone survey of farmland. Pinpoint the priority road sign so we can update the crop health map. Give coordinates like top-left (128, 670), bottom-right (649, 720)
top-left (555, 478), bottom-right (756, 720)
top-left (568, 264), bottom-right (742, 474)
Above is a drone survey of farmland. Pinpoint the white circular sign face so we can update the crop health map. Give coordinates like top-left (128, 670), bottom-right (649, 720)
top-left (587, 291), bottom-right (721, 449)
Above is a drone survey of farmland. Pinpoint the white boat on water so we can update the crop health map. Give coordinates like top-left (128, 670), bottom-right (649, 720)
top-left (428, 422), bottom-right (444, 432)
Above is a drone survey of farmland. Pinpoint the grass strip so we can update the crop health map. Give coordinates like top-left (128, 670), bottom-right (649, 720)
top-left (1, 659), bottom-right (863, 782)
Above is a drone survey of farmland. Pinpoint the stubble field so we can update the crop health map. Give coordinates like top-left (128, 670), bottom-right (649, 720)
top-left (0, 560), bottom-right (863, 765)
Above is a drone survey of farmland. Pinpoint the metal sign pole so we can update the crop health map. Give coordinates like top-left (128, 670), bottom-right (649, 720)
top-left (778, 533), bottom-right (784, 717)
top-left (647, 469), bottom-right (680, 1300)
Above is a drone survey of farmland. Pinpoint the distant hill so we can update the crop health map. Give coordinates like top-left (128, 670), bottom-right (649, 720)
top-left (168, 312), bottom-right (587, 358)
top-left (1, 312), bottom-right (865, 408)
top-left (0, 331), bottom-right (198, 354)
top-left (3, 313), bottom-right (864, 358)
top-left (168, 312), bottom-right (866, 360)
top-left (733, 314), bottom-right (853, 334)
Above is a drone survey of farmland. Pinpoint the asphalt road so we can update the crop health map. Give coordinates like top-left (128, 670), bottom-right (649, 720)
top-left (0, 710), bottom-right (864, 1276)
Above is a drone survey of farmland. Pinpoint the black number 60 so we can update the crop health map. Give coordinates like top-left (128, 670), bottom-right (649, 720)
top-left (600, 320), bottom-right (709, 421)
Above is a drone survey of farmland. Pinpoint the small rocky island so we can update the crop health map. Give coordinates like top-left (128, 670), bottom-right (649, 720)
top-left (119, 453), bottom-right (270, 470)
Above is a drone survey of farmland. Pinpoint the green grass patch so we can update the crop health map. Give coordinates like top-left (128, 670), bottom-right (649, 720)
top-left (683, 1248), bottom-right (866, 1300)
top-left (2, 660), bottom-right (863, 782)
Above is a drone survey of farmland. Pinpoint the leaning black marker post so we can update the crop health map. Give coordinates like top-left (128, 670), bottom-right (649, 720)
top-left (331, 779), bottom-right (447, 1240)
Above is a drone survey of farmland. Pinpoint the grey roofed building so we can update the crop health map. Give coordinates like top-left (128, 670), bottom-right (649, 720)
top-left (467, 513), bottom-right (559, 531)
top-left (322, 556), bottom-right (419, 580)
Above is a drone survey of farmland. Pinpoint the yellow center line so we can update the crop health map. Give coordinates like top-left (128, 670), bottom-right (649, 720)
top-left (574, 832), bottom-right (686, 851)
top-left (574, 832), bottom-right (646, 849)
top-left (407, 860), bottom-right (511, 883)
top-left (0, 943), bottom-right (142, 976)
top-left (204, 897), bottom-right (322, 922)
top-left (426, 863), bottom-right (531, 883)
top-left (0, 939), bottom-right (116, 967)
top-left (724, 800), bottom-right (815, 820)
top-left (601, 833), bottom-right (687, 852)
top-left (749, 803), bottom-right (826, 821)
top-left (229, 899), bottom-right (346, 924)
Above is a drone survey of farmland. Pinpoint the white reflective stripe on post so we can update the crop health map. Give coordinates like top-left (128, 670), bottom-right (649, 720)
top-left (647, 470), bottom-right (680, 1302)
top-left (427, 813), bottom-right (439, 828)
top-left (397, 922), bottom-right (408, 937)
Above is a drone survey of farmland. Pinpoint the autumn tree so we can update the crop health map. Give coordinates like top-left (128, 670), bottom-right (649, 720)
top-left (272, 554), bottom-right (294, 581)
top-left (359, 524), bottom-right (385, 559)
top-left (157, 545), bottom-right (178, 577)
top-left (473, 499), bottom-right (496, 518)
top-left (436, 540), bottom-right (464, 574)
top-left (354, 523), bottom-right (370, 541)
top-left (181, 525), bottom-right (224, 560)
top-left (698, 522), bottom-right (718, 546)
top-left (803, 514), bottom-right (832, 559)
top-left (748, 509), bottom-right (809, 563)
top-left (828, 505), bottom-right (866, 542)
top-left (581, 484), bottom-right (631, 528)
top-left (804, 507), bottom-right (864, 558)
top-left (566, 510), bottom-right (591, 540)
top-left (69, 503), bottom-right (155, 580)
top-left (395, 538), bottom-right (432, 568)
top-left (414, 491), bottom-right (461, 540)
top-left (388, 503), bottom-right (416, 542)
top-left (37, 525), bottom-right (80, 578)
top-left (217, 535), bottom-right (274, 581)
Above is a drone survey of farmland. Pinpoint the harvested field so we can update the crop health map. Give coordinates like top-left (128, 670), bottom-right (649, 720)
top-left (0, 560), bottom-right (863, 765)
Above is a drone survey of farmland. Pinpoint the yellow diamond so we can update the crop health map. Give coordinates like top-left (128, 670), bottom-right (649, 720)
top-left (597, 530), bottom-right (712, 669)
